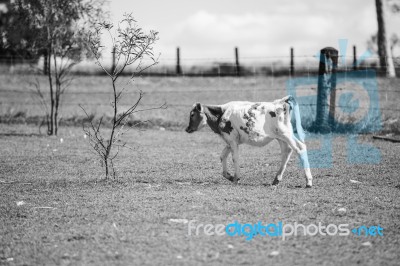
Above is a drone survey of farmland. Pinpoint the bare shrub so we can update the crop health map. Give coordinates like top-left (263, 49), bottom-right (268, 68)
top-left (81, 14), bottom-right (165, 179)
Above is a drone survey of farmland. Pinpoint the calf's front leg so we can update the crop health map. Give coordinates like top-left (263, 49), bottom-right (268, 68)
top-left (220, 145), bottom-right (234, 181)
top-left (230, 142), bottom-right (240, 184)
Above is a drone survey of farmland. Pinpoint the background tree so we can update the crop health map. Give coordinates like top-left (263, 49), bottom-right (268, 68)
top-left (82, 14), bottom-right (165, 179)
top-left (3, 0), bottom-right (105, 135)
top-left (368, 33), bottom-right (400, 60)
top-left (375, 0), bottom-right (396, 77)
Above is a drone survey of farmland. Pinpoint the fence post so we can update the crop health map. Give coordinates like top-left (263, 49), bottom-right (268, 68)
top-left (235, 47), bottom-right (240, 76)
top-left (290, 47), bottom-right (295, 76)
top-left (315, 47), bottom-right (338, 133)
top-left (353, 45), bottom-right (357, 71)
top-left (176, 47), bottom-right (182, 75)
top-left (111, 46), bottom-right (116, 74)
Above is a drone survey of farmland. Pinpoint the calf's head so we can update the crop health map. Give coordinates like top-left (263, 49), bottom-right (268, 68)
top-left (185, 103), bottom-right (207, 133)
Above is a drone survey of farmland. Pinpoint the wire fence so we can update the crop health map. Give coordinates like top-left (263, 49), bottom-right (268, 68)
top-left (1, 53), bottom-right (400, 77)
top-left (1, 85), bottom-right (400, 94)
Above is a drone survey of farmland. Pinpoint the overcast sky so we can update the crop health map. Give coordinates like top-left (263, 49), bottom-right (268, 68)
top-left (108, 0), bottom-right (400, 64)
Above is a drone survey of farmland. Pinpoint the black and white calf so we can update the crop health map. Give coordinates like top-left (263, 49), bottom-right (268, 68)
top-left (185, 96), bottom-right (313, 187)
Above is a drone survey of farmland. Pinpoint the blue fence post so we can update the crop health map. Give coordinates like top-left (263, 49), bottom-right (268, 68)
top-left (315, 47), bottom-right (338, 133)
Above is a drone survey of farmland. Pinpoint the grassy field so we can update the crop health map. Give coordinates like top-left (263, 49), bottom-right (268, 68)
top-left (0, 74), bottom-right (399, 132)
top-left (1, 124), bottom-right (400, 265)
top-left (1, 75), bottom-right (400, 265)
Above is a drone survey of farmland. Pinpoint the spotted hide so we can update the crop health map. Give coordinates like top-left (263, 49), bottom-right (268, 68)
top-left (185, 95), bottom-right (313, 188)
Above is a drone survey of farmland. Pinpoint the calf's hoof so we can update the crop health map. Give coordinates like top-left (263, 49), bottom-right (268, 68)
top-left (305, 184), bottom-right (312, 188)
top-left (223, 173), bottom-right (240, 183)
top-left (272, 178), bottom-right (280, 186)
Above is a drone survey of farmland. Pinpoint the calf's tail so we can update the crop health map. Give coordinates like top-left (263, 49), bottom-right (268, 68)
top-left (284, 95), bottom-right (305, 142)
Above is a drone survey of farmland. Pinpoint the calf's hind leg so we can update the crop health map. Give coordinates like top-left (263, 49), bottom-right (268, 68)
top-left (272, 139), bottom-right (293, 186)
top-left (280, 134), bottom-right (313, 188)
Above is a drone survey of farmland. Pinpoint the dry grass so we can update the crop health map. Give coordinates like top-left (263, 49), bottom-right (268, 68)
top-left (1, 74), bottom-right (399, 132)
top-left (1, 74), bottom-right (400, 265)
top-left (0, 124), bottom-right (400, 265)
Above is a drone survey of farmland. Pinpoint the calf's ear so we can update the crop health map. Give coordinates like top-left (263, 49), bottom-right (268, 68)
top-left (195, 102), bottom-right (203, 112)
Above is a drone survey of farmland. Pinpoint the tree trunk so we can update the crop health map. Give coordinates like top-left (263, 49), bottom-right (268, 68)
top-left (105, 159), bottom-right (109, 178)
top-left (43, 49), bottom-right (48, 75)
top-left (376, 0), bottom-right (396, 77)
top-left (54, 81), bottom-right (60, 136)
top-left (53, 51), bottom-right (60, 136)
top-left (101, 80), bottom-right (119, 179)
top-left (47, 46), bottom-right (55, 135)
